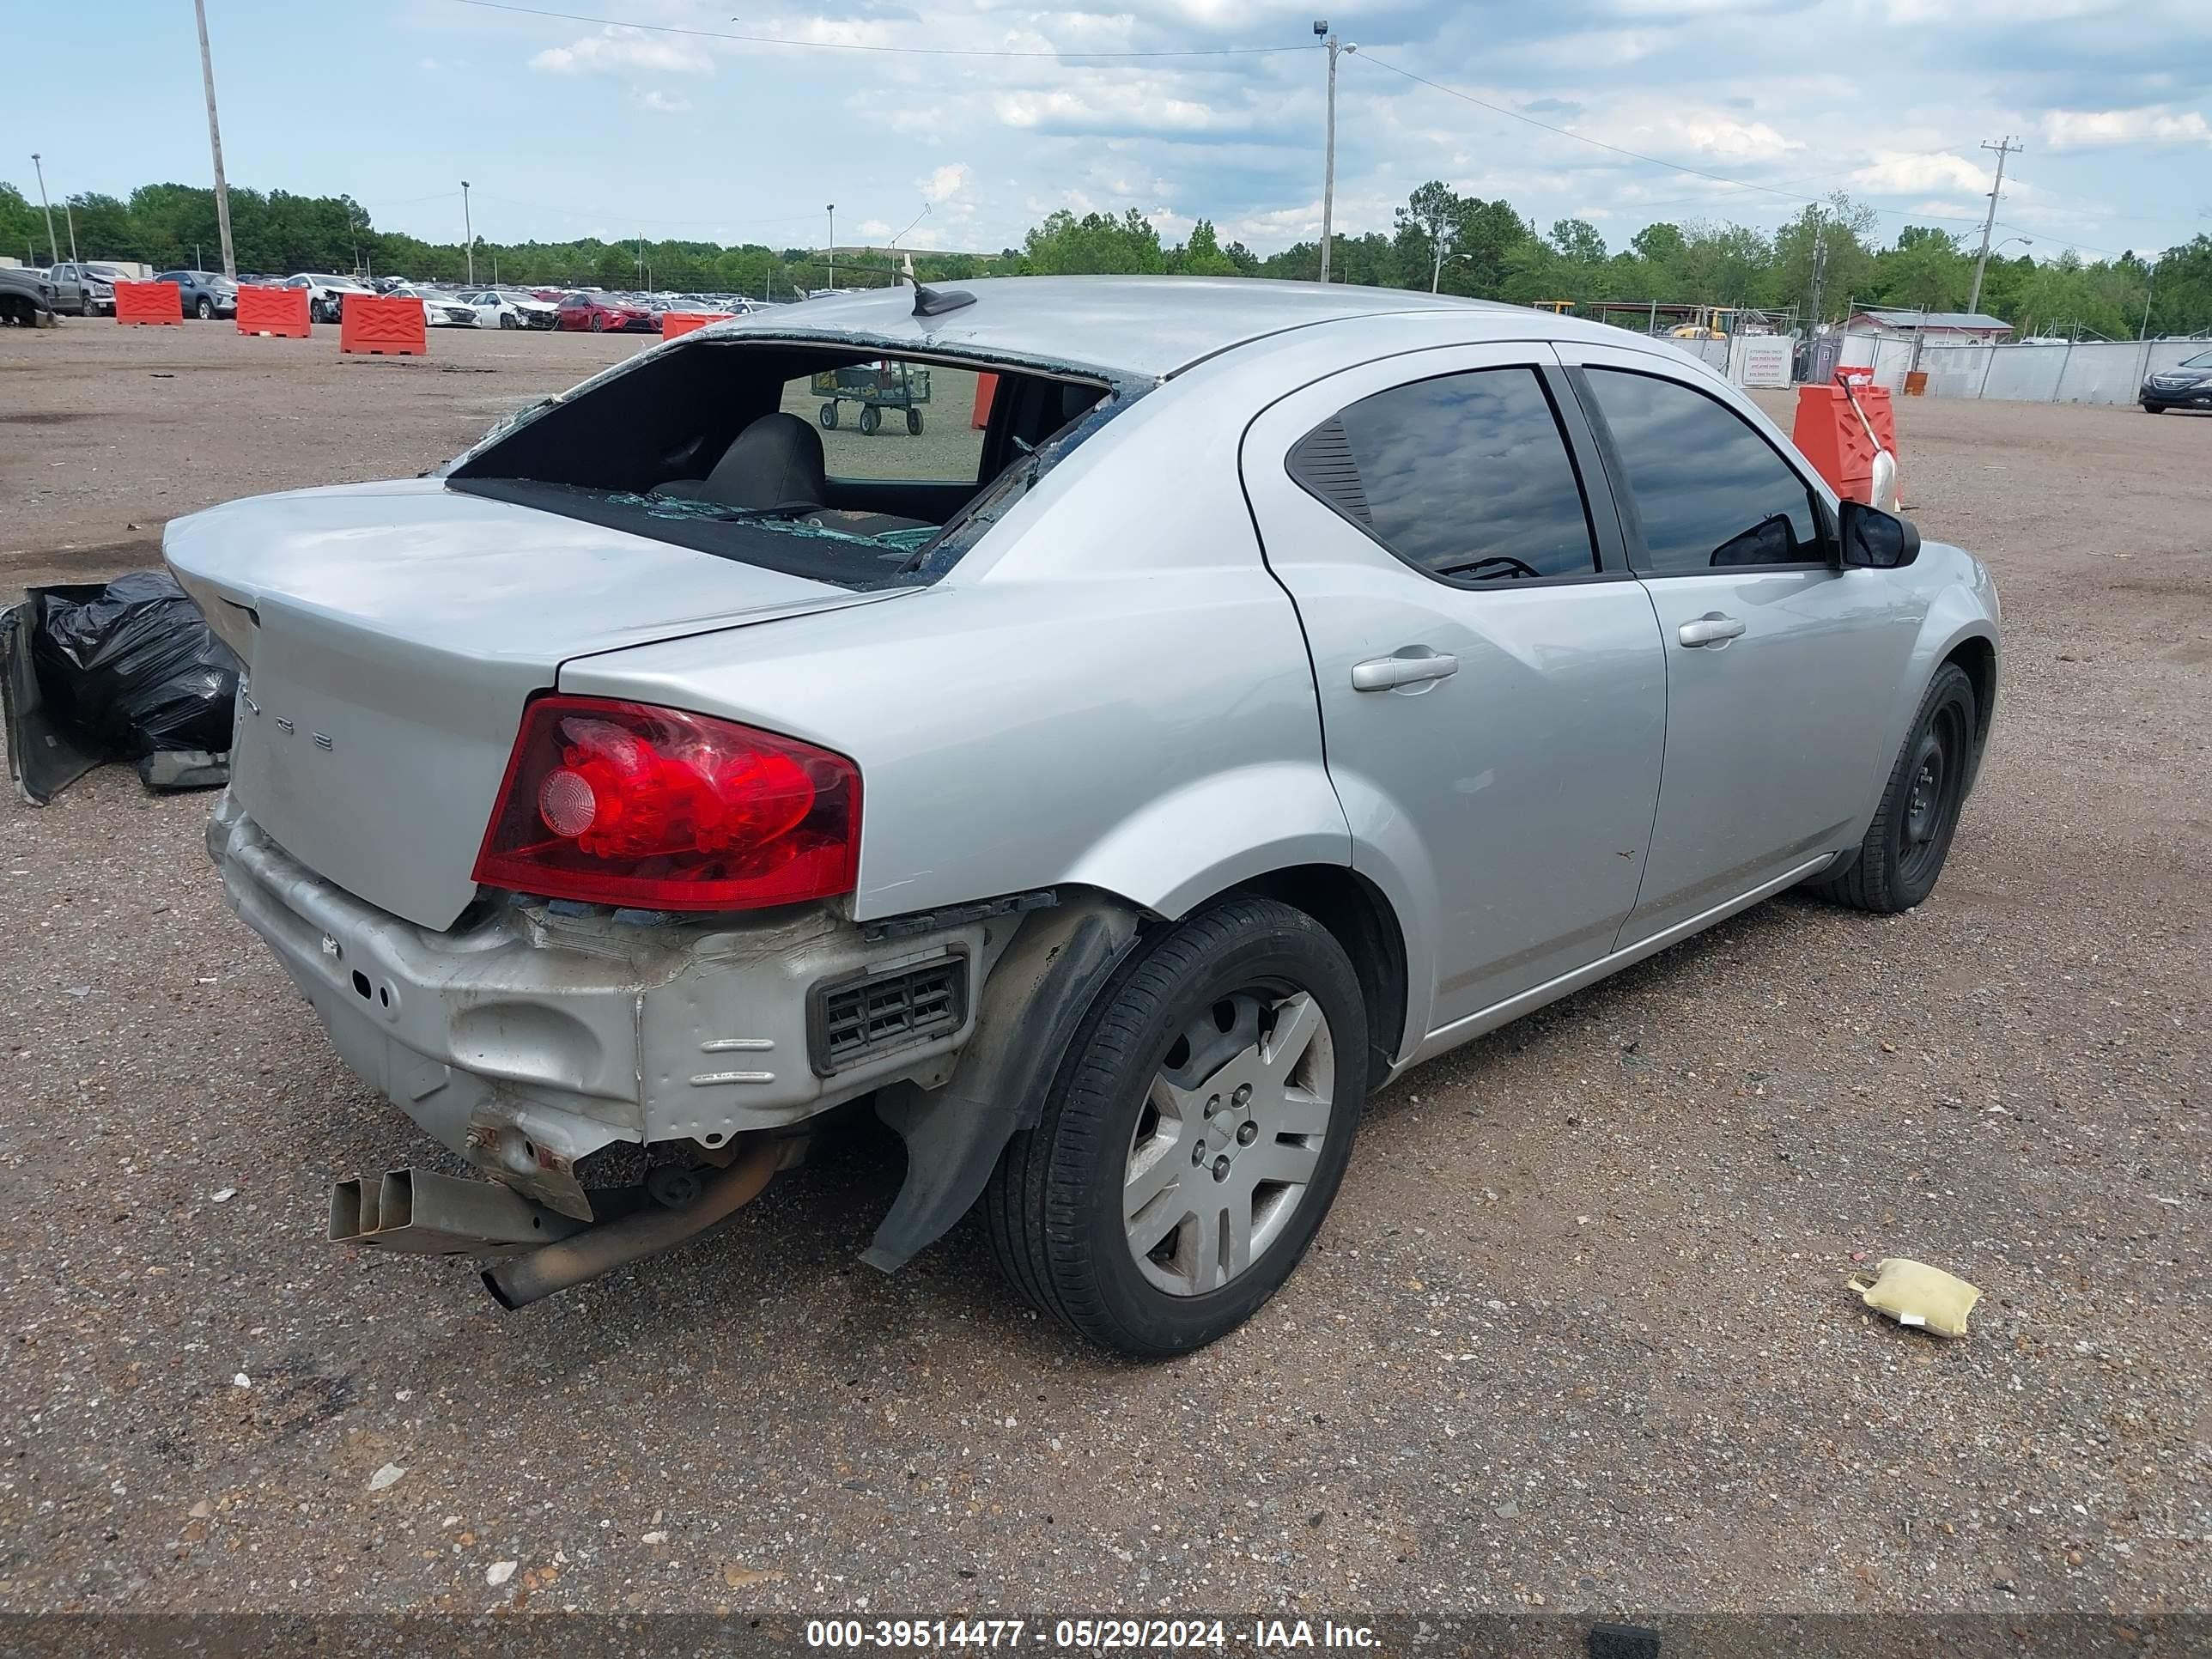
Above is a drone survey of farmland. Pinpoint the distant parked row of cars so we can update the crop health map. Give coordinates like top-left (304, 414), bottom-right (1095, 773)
top-left (26, 261), bottom-right (777, 332)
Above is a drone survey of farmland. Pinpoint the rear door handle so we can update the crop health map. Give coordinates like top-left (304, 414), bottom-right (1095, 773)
top-left (1352, 653), bottom-right (1459, 692)
top-left (1677, 615), bottom-right (1747, 647)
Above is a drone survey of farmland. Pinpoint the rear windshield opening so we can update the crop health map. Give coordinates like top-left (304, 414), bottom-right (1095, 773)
top-left (447, 341), bottom-right (1116, 589)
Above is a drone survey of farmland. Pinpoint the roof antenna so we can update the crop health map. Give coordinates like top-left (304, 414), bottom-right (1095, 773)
top-left (912, 283), bottom-right (975, 319)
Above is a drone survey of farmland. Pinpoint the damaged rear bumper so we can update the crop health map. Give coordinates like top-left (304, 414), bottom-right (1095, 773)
top-left (207, 791), bottom-right (992, 1218)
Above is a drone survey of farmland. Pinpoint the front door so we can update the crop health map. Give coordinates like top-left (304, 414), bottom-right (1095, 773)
top-left (1556, 346), bottom-right (1919, 941)
top-left (1242, 344), bottom-right (1668, 1038)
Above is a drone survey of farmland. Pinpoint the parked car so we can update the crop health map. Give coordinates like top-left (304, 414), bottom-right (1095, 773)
top-left (283, 273), bottom-right (376, 324)
top-left (154, 270), bottom-right (239, 319)
top-left (553, 289), bottom-right (656, 332)
top-left (385, 283), bottom-right (480, 328)
top-left (46, 261), bottom-right (131, 316)
top-left (0, 267), bottom-right (59, 326)
top-left (165, 278), bottom-right (2001, 1355)
top-left (465, 288), bottom-right (557, 330)
top-left (2139, 349), bottom-right (2212, 414)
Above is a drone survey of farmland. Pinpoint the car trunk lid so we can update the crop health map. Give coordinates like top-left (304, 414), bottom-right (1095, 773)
top-left (167, 477), bottom-right (904, 930)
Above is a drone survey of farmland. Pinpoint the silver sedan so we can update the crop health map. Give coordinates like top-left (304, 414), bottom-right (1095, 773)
top-left (166, 277), bottom-right (1999, 1355)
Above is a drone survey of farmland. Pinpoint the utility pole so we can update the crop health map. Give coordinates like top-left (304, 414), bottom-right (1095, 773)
top-left (193, 0), bottom-right (237, 280)
top-left (1805, 204), bottom-right (1827, 328)
top-left (2140, 258), bottom-right (2157, 340)
top-left (29, 154), bottom-right (58, 265)
top-left (64, 201), bottom-right (80, 265)
top-left (826, 204), bottom-right (835, 292)
top-left (1966, 136), bottom-right (2021, 319)
top-left (1313, 22), bottom-right (1354, 283)
top-left (461, 181), bottom-right (473, 284)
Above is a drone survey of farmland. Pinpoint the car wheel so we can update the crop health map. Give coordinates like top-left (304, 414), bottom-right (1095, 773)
top-left (1809, 662), bottom-right (1977, 915)
top-left (985, 896), bottom-right (1370, 1357)
top-left (859, 404), bottom-right (882, 435)
top-left (80, 293), bottom-right (95, 317)
top-left (818, 402), bottom-right (839, 429)
top-left (196, 296), bottom-right (213, 319)
top-left (590, 313), bottom-right (605, 331)
top-left (906, 408), bottom-right (923, 435)
top-left (2142, 403), bottom-right (2162, 414)
top-left (500, 312), bottom-right (518, 329)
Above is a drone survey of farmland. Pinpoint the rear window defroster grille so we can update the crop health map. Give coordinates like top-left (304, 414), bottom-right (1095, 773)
top-left (809, 957), bottom-right (967, 1076)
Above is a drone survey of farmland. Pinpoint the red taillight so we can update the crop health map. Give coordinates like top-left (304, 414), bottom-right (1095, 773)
top-left (471, 696), bottom-right (860, 912)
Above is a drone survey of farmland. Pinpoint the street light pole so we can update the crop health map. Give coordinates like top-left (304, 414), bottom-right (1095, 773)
top-left (64, 201), bottom-right (79, 264)
top-left (29, 154), bottom-right (58, 265)
top-left (2141, 260), bottom-right (2158, 341)
top-left (826, 204), bottom-right (835, 292)
top-left (461, 181), bottom-right (473, 284)
top-left (193, 0), bottom-right (237, 279)
top-left (1313, 23), bottom-right (1354, 283)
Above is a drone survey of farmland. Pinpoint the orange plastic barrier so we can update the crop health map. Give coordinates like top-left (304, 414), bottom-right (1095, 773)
top-left (112, 282), bottom-right (183, 325)
top-left (660, 311), bottom-right (733, 340)
top-left (338, 294), bottom-right (427, 356)
top-left (235, 283), bottom-right (312, 338)
top-left (1791, 382), bottom-right (1899, 504)
top-left (971, 371), bottom-right (998, 430)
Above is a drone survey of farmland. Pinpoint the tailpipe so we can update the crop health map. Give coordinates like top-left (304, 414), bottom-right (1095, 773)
top-left (330, 1167), bottom-right (586, 1255)
top-left (482, 1136), bottom-right (781, 1311)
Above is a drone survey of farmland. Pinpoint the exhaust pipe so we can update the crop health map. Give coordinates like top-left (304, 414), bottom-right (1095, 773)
top-left (482, 1136), bottom-right (781, 1311)
top-left (330, 1167), bottom-right (586, 1255)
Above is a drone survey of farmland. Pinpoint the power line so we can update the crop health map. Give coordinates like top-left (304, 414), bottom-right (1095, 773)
top-left (1352, 50), bottom-right (2161, 252)
top-left (448, 0), bottom-right (1312, 58)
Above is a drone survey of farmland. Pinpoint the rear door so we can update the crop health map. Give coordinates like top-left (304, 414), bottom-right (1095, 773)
top-left (1242, 344), bottom-right (1668, 1033)
top-left (1558, 345), bottom-right (1918, 941)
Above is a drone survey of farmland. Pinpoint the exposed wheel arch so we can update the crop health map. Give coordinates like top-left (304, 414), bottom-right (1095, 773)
top-left (1220, 864), bottom-right (1410, 1080)
top-left (1943, 635), bottom-right (1996, 774)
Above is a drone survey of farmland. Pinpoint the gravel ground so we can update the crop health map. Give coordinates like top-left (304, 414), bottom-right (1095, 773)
top-left (0, 320), bottom-right (2207, 1627)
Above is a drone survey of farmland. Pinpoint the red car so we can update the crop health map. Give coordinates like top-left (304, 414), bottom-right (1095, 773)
top-left (555, 291), bottom-right (657, 333)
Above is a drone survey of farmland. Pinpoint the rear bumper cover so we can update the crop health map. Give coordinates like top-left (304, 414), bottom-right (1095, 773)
top-left (207, 791), bottom-right (988, 1216)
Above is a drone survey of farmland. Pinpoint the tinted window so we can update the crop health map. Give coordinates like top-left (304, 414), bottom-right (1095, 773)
top-left (1290, 368), bottom-right (1595, 584)
top-left (1584, 368), bottom-right (1825, 573)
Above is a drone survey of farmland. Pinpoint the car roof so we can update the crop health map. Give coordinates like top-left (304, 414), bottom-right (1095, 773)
top-left (698, 275), bottom-right (1626, 381)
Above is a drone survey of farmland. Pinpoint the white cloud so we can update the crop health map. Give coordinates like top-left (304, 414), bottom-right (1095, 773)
top-left (1659, 114), bottom-right (1802, 161)
top-left (2040, 106), bottom-right (2212, 149)
top-left (641, 89), bottom-right (691, 113)
top-left (529, 27), bottom-right (713, 77)
top-left (1848, 150), bottom-right (1994, 194)
top-left (920, 162), bottom-right (971, 203)
top-left (856, 218), bottom-right (892, 238)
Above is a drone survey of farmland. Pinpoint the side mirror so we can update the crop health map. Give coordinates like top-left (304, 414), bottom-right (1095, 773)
top-left (1838, 499), bottom-right (1921, 569)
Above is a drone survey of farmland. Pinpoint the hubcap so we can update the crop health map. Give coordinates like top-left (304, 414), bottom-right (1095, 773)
top-left (1122, 989), bottom-right (1334, 1297)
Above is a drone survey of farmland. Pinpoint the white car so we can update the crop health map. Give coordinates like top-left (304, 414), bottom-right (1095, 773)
top-left (386, 284), bottom-right (481, 328)
top-left (283, 273), bottom-right (377, 324)
top-left (465, 288), bottom-right (557, 331)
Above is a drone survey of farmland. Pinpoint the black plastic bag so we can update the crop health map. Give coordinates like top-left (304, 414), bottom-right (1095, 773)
top-left (30, 571), bottom-right (240, 760)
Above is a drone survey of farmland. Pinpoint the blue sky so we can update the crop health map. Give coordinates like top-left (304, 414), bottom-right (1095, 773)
top-left (9, 0), bottom-right (2209, 259)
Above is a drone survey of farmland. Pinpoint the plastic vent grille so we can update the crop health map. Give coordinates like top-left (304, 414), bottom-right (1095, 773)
top-left (1287, 415), bottom-right (1372, 525)
top-left (811, 958), bottom-right (966, 1075)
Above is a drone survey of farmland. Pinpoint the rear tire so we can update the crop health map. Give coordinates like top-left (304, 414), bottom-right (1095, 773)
top-left (1809, 663), bottom-right (1977, 914)
top-left (859, 404), bottom-right (882, 435)
top-left (985, 896), bottom-right (1369, 1358)
top-left (906, 408), bottom-right (924, 435)
top-left (819, 402), bottom-right (839, 429)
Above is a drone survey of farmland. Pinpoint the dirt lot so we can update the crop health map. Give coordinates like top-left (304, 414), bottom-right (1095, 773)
top-left (0, 319), bottom-right (2207, 1629)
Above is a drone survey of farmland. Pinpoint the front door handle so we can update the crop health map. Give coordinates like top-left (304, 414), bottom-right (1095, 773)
top-left (1352, 652), bottom-right (1460, 692)
top-left (1678, 614), bottom-right (1747, 647)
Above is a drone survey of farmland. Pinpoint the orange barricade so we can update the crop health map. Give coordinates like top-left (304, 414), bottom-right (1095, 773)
top-left (1791, 381), bottom-right (1899, 505)
top-left (660, 311), bottom-right (733, 340)
top-left (338, 294), bottom-right (427, 356)
top-left (112, 282), bottom-right (183, 325)
top-left (971, 371), bottom-right (998, 430)
top-left (235, 283), bottom-right (312, 338)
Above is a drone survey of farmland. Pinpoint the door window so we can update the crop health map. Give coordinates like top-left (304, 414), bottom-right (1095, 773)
top-left (1286, 368), bottom-right (1598, 585)
top-left (1583, 368), bottom-right (1826, 573)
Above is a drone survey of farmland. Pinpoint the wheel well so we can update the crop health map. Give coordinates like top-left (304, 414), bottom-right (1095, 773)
top-left (1226, 865), bottom-right (1408, 1076)
top-left (1946, 635), bottom-right (1996, 754)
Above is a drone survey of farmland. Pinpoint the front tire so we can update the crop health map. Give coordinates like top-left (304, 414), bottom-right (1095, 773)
top-left (196, 296), bottom-right (213, 319)
top-left (986, 896), bottom-right (1369, 1357)
top-left (1810, 662), bottom-right (1977, 913)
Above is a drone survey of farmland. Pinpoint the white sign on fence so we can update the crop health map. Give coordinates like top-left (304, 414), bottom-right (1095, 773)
top-left (1735, 336), bottom-right (1793, 387)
